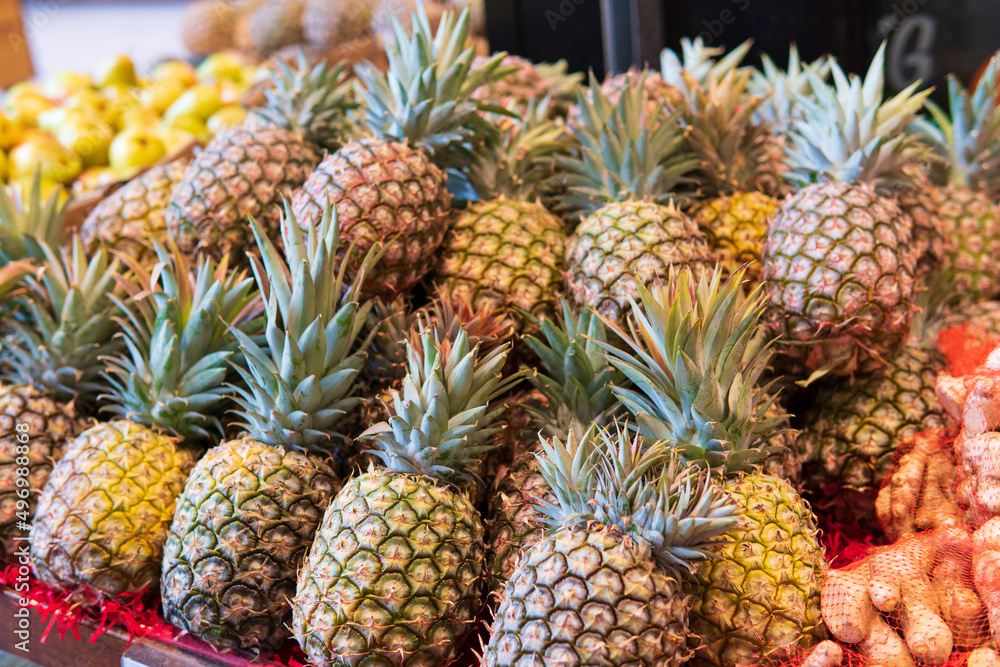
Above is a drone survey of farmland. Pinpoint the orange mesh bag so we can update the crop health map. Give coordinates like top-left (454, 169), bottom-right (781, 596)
top-left (779, 326), bottom-right (1000, 667)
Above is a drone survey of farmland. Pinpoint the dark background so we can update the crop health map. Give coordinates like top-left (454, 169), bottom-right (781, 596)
top-left (485, 0), bottom-right (1000, 100)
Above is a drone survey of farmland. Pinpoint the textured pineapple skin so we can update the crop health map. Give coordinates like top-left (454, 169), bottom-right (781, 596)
top-left (291, 469), bottom-right (485, 666)
top-left (80, 159), bottom-right (189, 266)
top-left (437, 197), bottom-right (565, 318)
top-left (483, 524), bottom-right (691, 667)
top-left (167, 124), bottom-right (320, 260)
top-left (800, 340), bottom-right (946, 519)
top-left (303, 0), bottom-right (372, 49)
top-left (936, 184), bottom-right (1000, 301)
top-left (895, 167), bottom-right (946, 277)
top-left (486, 451), bottom-right (550, 589)
top-left (695, 191), bottom-right (778, 283)
top-left (565, 200), bottom-right (712, 322)
top-left (762, 181), bottom-right (917, 376)
top-left (181, 0), bottom-right (236, 55)
top-left (161, 437), bottom-right (339, 651)
top-left (0, 385), bottom-right (85, 556)
top-left (291, 138), bottom-right (453, 298)
top-left (30, 421), bottom-right (194, 598)
top-left (687, 474), bottom-right (826, 667)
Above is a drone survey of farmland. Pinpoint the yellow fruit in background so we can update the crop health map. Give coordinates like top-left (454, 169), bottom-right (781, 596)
top-left (141, 78), bottom-right (188, 115)
top-left (3, 82), bottom-right (42, 104)
top-left (152, 61), bottom-right (198, 88)
top-left (36, 107), bottom-right (95, 134)
top-left (196, 51), bottom-right (245, 83)
top-left (0, 150), bottom-right (7, 182)
top-left (109, 125), bottom-right (166, 170)
top-left (216, 78), bottom-right (249, 105)
top-left (161, 113), bottom-right (211, 143)
top-left (95, 54), bottom-right (138, 88)
top-left (119, 105), bottom-right (161, 130)
top-left (158, 127), bottom-right (199, 154)
top-left (207, 105), bottom-right (246, 133)
top-left (57, 117), bottom-right (115, 168)
top-left (64, 90), bottom-right (118, 127)
top-left (3, 91), bottom-right (57, 128)
top-left (0, 113), bottom-right (21, 151)
top-left (164, 84), bottom-right (224, 122)
top-left (10, 134), bottom-right (83, 184)
top-left (43, 71), bottom-right (94, 100)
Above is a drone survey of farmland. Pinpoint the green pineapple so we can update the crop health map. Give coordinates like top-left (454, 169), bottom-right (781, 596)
top-left (762, 45), bottom-right (929, 378)
top-left (30, 245), bottom-right (262, 599)
top-left (160, 203), bottom-right (378, 651)
top-left (487, 299), bottom-right (627, 586)
top-left (436, 99), bottom-right (571, 322)
top-left (913, 52), bottom-right (1000, 301)
top-left (483, 423), bottom-right (739, 667)
top-left (748, 45), bottom-right (832, 195)
top-left (598, 266), bottom-right (826, 667)
top-left (560, 71), bottom-right (708, 322)
top-left (685, 69), bottom-right (779, 282)
top-left (79, 158), bottom-right (190, 266)
top-left (291, 326), bottom-right (519, 666)
top-left (0, 175), bottom-right (68, 265)
top-left (167, 53), bottom-right (353, 261)
top-left (290, 6), bottom-right (506, 297)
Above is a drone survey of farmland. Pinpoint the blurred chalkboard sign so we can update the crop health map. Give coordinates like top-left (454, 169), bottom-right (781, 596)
top-left (484, 0), bottom-right (605, 76)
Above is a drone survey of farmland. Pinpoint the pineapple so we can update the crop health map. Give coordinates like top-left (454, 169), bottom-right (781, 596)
top-left (167, 54), bottom-right (352, 262)
top-left (684, 69), bottom-right (779, 282)
top-left (161, 203), bottom-right (377, 651)
top-left (482, 424), bottom-right (739, 667)
top-left (30, 245), bottom-right (262, 599)
top-left (762, 45), bottom-right (929, 378)
top-left (180, 0), bottom-right (236, 55)
top-left (79, 158), bottom-right (189, 265)
top-left (748, 45), bottom-right (832, 195)
top-left (435, 100), bottom-right (571, 322)
top-left (598, 266), bottom-right (826, 667)
top-left (560, 71), bottom-right (708, 322)
top-left (290, 6), bottom-right (506, 297)
top-left (913, 53), bottom-right (1000, 301)
top-left (303, 0), bottom-right (373, 50)
top-left (247, 0), bottom-right (306, 57)
top-left (470, 55), bottom-right (582, 119)
top-left (291, 327), bottom-right (519, 666)
top-left (659, 37), bottom-right (752, 99)
top-left (487, 300), bottom-right (627, 586)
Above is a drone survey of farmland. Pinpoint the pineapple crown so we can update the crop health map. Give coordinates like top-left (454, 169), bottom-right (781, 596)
top-left (660, 37), bottom-right (752, 104)
top-left (251, 51), bottom-right (355, 151)
top-left (749, 45), bottom-right (832, 134)
top-left (559, 71), bottom-right (697, 213)
top-left (535, 423), bottom-right (739, 570)
top-left (783, 44), bottom-right (931, 187)
top-left (3, 237), bottom-right (122, 409)
top-left (355, 6), bottom-right (508, 170)
top-left (0, 175), bottom-right (68, 265)
top-left (103, 244), bottom-right (263, 442)
top-left (229, 201), bottom-right (380, 453)
top-left (412, 290), bottom-right (515, 352)
top-left (467, 96), bottom-right (574, 201)
top-left (472, 55), bottom-right (583, 115)
top-left (681, 69), bottom-right (772, 196)
top-left (521, 299), bottom-right (629, 442)
top-left (0, 260), bottom-right (32, 303)
top-left (596, 265), bottom-right (784, 476)
top-left (361, 326), bottom-right (521, 485)
top-left (912, 52), bottom-right (1000, 194)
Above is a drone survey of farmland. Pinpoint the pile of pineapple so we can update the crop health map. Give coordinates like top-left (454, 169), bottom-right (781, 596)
top-left (3, 3), bottom-right (1000, 666)
top-left (0, 51), bottom-right (259, 199)
top-left (180, 0), bottom-right (486, 61)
